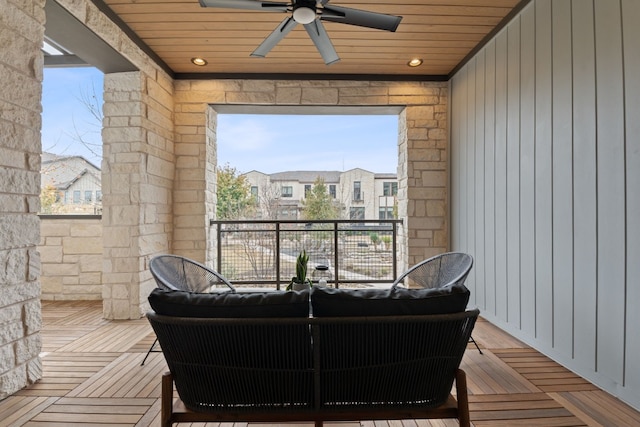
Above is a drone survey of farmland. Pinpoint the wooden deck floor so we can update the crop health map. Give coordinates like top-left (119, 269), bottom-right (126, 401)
top-left (2, 300), bottom-right (639, 426)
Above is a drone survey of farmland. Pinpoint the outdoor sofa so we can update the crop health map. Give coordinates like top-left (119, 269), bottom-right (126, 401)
top-left (147, 284), bottom-right (479, 427)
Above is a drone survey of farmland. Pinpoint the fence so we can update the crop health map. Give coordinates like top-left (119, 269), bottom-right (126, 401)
top-left (211, 219), bottom-right (402, 289)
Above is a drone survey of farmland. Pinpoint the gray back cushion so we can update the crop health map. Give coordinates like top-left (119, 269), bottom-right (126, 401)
top-left (148, 288), bottom-right (310, 318)
top-left (310, 284), bottom-right (470, 317)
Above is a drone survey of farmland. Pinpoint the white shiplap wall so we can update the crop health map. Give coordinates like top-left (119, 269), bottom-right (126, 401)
top-left (450, 0), bottom-right (640, 409)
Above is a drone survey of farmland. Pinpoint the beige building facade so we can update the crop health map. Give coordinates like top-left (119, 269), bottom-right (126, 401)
top-left (244, 168), bottom-right (398, 220)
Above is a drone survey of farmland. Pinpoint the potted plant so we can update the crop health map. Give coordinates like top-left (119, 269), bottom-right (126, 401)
top-left (287, 249), bottom-right (312, 291)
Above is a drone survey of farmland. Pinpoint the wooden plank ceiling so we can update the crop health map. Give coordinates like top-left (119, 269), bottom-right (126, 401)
top-left (100, 0), bottom-right (523, 77)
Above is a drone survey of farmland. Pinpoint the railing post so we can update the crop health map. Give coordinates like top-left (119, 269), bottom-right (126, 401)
top-left (217, 222), bottom-right (222, 273)
top-left (333, 221), bottom-right (339, 288)
top-left (392, 221), bottom-right (397, 280)
top-left (275, 222), bottom-right (281, 290)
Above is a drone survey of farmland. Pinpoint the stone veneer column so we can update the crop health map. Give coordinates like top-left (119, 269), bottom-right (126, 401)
top-left (402, 86), bottom-right (450, 267)
top-left (170, 87), bottom-right (213, 264)
top-left (0, 0), bottom-right (44, 397)
top-left (102, 71), bottom-right (174, 319)
top-left (172, 80), bottom-right (449, 272)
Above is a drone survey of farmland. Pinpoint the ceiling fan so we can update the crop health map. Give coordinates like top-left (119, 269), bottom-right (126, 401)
top-left (198, 0), bottom-right (402, 65)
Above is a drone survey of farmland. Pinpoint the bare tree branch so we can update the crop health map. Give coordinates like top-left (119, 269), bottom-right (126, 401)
top-left (64, 82), bottom-right (103, 161)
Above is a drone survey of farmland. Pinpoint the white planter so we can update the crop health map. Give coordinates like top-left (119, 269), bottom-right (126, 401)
top-left (291, 283), bottom-right (309, 291)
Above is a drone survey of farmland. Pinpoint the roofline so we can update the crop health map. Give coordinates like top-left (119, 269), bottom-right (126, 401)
top-left (241, 169), bottom-right (397, 181)
top-left (42, 153), bottom-right (101, 171)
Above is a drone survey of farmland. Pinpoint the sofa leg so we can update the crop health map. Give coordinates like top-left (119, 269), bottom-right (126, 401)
top-left (456, 369), bottom-right (470, 427)
top-left (161, 371), bottom-right (174, 427)
top-left (469, 336), bottom-right (483, 354)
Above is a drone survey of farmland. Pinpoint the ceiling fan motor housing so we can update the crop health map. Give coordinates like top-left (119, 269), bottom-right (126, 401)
top-left (292, 0), bottom-right (317, 24)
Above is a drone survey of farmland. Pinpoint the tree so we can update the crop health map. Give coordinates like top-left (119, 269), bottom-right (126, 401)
top-left (40, 185), bottom-right (60, 214)
top-left (300, 177), bottom-right (339, 220)
top-left (44, 82), bottom-right (104, 164)
top-left (259, 182), bottom-right (283, 219)
top-left (369, 232), bottom-right (380, 250)
top-left (216, 164), bottom-right (255, 219)
top-left (70, 83), bottom-right (103, 161)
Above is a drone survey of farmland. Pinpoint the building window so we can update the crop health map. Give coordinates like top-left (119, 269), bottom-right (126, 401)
top-left (281, 186), bottom-right (293, 197)
top-left (85, 191), bottom-right (92, 202)
top-left (251, 186), bottom-right (258, 199)
top-left (383, 182), bottom-right (398, 196)
top-left (349, 207), bottom-right (365, 220)
top-left (353, 181), bottom-right (362, 201)
top-left (73, 190), bottom-right (81, 204)
top-left (329, 184), bottom-right (336, 198)
top-left (64, 191), bottom-right (70, 204)
top-left (304, 184), bottom-right (311, 197)
top-left (96, 191), bottom-right (102, 202)
top-left (379, 207), bottom-right (394, 220)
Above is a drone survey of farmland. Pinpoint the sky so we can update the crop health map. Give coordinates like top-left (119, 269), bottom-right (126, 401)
top-left (217, 114), bottom-right (399, 174)
top-left (42, 67), bottom-right (105, 168)
top-left (42, 67), bottom-right (400, 174)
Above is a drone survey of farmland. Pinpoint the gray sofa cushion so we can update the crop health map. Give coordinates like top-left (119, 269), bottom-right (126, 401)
top-left (148, 288), bottom-right (310, 318)
top-left (310, 284), bottom-right (470, 317)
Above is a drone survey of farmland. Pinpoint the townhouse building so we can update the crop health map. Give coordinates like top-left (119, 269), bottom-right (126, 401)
top-left (40, 153), bottom-right (102, 214)
top-left (243, 168), bottom-right (398, 220)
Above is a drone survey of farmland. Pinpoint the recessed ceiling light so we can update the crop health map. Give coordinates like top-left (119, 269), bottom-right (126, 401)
top-left (408, 58), bottom-right (423, 67)
top-left (191, 57), bottom-right (208, 66)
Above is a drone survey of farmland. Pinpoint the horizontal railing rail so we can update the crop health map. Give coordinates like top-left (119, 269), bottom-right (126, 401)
top-left (210, 219), bottom-right (402, 290)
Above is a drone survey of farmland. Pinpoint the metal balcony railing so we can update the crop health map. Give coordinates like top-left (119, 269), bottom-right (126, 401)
top-left (210, 219), bottom-right (402, 290)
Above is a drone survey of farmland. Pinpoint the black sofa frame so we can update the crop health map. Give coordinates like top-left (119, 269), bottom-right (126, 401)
top-left (147, 308), bottom-right (479, 427)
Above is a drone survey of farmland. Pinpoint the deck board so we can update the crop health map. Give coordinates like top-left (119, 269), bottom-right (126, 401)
top-left (491, 349), bottom-right (598, 393)
top-left (3, 300), bottom-right (639, 426)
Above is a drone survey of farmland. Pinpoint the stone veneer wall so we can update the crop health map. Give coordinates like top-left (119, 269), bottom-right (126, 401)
top-left (0, 0), bottom-right (44, 398)
top-left (402, 97), bottom-right (450, 265)
top-left (101, 71), bottom-right (175, 320)
top-left (39, 216), bottom-right (103, 300)
top-left (172, 80), bottom-right (450, 271)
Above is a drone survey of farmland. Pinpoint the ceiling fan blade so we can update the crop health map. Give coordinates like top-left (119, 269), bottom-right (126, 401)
top-left (303, 20), bottom-right (339, 65)
top-left (321, 5), bottom-right (401, 32)
top-left (199, 0), bottom-right (289, 12)
top-left (251, 17), bottom-right (298, 58)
